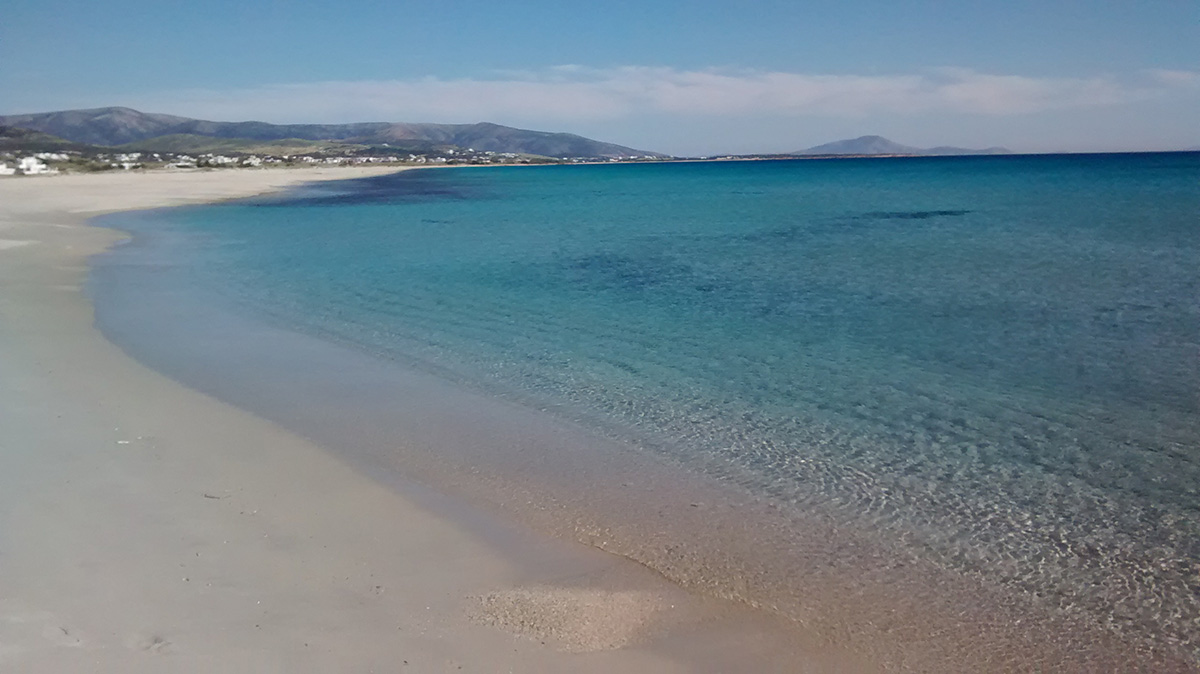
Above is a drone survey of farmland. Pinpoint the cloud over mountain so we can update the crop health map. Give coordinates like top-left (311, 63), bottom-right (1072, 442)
top-left (114, 66), bottom-right (1196, 127)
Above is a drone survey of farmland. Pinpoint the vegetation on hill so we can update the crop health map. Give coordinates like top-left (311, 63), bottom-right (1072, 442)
top-left (117, 134), bottom-right (373, 156)
top-left (0, 107), bottom-right (662, 158)
top-left (0, 125), bottom-right (102, 153)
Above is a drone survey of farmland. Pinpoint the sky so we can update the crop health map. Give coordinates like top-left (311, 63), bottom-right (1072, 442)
top-left (2, 1), bottom-right (1197, 155)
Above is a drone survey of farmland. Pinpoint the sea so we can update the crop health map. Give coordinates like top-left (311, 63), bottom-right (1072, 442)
top-left (91, 154), bottom-right (1200, 669)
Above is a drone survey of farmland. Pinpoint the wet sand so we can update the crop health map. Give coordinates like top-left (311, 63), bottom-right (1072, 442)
top-left (0, 170), bottom-right (821, 673)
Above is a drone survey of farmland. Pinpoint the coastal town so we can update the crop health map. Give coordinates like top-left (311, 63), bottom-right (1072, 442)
top-left (0, 146), bottom-right (665, 176)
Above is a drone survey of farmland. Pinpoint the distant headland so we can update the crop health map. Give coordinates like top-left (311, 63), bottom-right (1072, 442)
top-left (792, 134), bottom-right (1011, 157)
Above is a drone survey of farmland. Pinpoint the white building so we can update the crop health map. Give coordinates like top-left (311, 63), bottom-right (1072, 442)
top-left (0, 163), bottom-right (15, 176)
top-left (167, 155), bottom-right (197, 169)
top-left (18, 157), bottom-right (55, 175)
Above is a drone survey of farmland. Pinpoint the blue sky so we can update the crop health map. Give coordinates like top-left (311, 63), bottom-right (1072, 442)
top-left (3, 1), bottom-right (1197, 154)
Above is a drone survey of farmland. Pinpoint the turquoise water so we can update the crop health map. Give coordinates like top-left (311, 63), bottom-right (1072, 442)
top-left (97, 155), bottom-right (1200, 661)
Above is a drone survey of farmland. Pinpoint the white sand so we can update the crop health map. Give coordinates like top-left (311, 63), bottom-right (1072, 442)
top-left (0, 170), bottom-right (818, 673)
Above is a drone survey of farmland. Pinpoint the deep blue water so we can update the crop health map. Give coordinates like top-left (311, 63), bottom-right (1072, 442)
top-left (98, 155), bottom-right (1200, 657)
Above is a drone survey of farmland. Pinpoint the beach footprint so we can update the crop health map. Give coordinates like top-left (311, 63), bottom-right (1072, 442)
top-left (127, 632), bottom-right (173, 655)
top-left (0, 612), bottom-right (81, 663)
top-left (40, 623), bottom-right (82, 648)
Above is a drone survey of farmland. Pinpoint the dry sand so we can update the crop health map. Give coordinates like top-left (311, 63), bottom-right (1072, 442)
top-left (0, 170), bottom-right (823, 673)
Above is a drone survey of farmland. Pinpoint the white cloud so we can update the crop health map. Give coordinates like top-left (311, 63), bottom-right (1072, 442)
top-left (125, 66), bottom-right (1197, 126)
top-left (1144, 69), bottom-right (1200, 87)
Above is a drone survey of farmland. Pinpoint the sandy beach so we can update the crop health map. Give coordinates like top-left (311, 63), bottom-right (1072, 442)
top-left (6, 167), bottom-right (1192, 674)
top-left (0, 169), bottom-right (818, 673)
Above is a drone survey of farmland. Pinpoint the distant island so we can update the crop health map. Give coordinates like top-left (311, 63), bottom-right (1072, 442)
top-left (794, 135), bottom-right (1011, 157)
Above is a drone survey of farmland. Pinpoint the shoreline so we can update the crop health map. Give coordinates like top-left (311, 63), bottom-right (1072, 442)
top-left (2, 168), bottom-right (1192, 672)
top-left (0, 169), bottom-right (819, 672)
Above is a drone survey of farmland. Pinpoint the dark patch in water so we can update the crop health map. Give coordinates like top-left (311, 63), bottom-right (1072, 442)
top-left (252, 171), bottom-right (486, 207)
top-left (693, 210), bottom-right (972, 248)
top-left (859, 209), bottom-right (971, 220)
top-left (735, 225), bottom-right (807, 244)
top-left (563, 253), bottom-right (691, 291)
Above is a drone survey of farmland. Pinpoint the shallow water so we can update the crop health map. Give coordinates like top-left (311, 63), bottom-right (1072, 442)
top-left (93, 155), bottom-right (1200, 666)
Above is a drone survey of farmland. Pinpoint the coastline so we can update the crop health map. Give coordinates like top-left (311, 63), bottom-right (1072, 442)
top-left (2, 168), bottom-right (1193, 672)
top-left (0, 169), bottom-right (816, 672)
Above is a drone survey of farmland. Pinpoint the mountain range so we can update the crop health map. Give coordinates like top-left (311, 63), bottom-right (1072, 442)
top-left (795, 135), bottom-right (1011, 156)
top-left (0, 107), bottom-right (662, 159)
